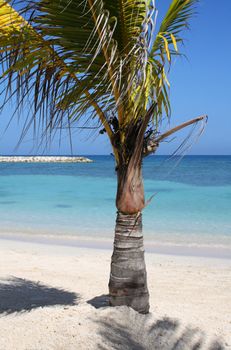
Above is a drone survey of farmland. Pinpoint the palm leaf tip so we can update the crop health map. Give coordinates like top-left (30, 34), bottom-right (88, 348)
top-left (147, 0), bottom-right (198, 120)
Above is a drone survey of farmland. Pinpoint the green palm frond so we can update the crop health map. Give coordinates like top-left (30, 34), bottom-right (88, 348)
top-left (146, 0), bottom-right (198, 124)
top-left (0, 0), bottom-right (115, 144)
top-left (102, 0), bottom-right (148, 55)
top-left (152, 0), bottom-right (198, 60)
top-left (0, 0), bottom-right (199, 164)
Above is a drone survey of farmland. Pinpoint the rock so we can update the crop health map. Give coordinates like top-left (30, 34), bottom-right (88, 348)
top-left (0, 156), bottom-right (93, 163)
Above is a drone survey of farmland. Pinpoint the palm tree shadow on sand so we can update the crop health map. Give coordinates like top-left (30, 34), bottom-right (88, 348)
top-left (0, 276), bottom-right (79, 315)
top-left (87, 294), bottom-right (109, 309)
top-left (88, 295), bottom-right (225, 350)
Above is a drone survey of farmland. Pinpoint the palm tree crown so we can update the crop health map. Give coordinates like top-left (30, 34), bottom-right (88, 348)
top-left (0, 0), bottom-right (201, 163)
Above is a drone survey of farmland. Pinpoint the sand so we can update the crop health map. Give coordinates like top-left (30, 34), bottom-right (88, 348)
top-left (0, 237), bottom-right (230, 350)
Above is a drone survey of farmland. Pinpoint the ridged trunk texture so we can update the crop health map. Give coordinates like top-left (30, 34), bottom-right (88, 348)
top-left (109, 211), bottom-right (149, 314)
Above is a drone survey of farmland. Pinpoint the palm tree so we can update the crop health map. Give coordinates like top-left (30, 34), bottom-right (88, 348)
top-left (0, 0), bottom-right (206, 314)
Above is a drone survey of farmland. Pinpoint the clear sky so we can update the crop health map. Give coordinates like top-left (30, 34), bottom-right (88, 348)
top-left (0, 0), bottom-right (230, 155)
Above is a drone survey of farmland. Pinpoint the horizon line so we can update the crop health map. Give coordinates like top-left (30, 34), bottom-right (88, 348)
top-left (0, 154), bottom-right (230, 157)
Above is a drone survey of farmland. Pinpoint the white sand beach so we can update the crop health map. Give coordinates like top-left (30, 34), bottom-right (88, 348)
top-left (0, 237), bottom-right (230, 350)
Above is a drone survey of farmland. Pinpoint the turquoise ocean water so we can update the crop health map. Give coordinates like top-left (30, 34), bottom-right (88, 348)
top-left (0, 155), bottom-right (230, 247)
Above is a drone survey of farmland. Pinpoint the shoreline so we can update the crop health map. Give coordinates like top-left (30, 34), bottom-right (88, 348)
top-left (1, 231), bottom-right (230, 260)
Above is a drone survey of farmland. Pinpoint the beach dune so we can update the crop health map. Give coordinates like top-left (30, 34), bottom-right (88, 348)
top-left (0, 238), bottom-right (230, 350)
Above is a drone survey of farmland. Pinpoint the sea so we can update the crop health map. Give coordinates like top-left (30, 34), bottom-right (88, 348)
top-left (0, 155), bottom-right (230, 250)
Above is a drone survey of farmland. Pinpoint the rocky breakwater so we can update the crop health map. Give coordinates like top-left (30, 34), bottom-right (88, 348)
top-left (0, 156), bottom-right (93, 163)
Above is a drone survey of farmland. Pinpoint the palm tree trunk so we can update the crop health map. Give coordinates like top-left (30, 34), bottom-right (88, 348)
top-left (109, 162), bottom-right (150, 314)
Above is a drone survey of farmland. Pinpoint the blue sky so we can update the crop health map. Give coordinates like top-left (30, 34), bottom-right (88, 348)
top-left (0, 0), bottom-right (230, 155)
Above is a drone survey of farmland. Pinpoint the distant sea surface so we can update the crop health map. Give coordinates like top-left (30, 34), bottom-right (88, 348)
top-left (0, 155), bottom-right (230, 248)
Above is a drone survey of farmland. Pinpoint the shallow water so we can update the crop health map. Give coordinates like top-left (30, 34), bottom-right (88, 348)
top-left (0, 155), bottom-right (230, 247)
